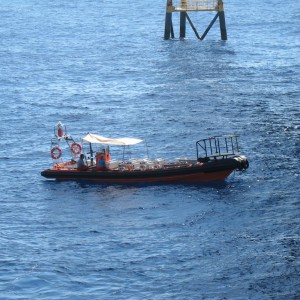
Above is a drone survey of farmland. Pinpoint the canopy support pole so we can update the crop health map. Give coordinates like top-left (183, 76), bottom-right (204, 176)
top-left (89, 143), bottom-right (94, 166)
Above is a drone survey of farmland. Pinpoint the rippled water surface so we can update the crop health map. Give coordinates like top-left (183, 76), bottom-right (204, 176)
top-left (0, 0), bottom-right (299, 299)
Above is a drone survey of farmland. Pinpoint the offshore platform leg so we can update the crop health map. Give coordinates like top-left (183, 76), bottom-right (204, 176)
top-left (180, 12), bottom-right (186, 39)
top-left (164, 12), bottom-right (174, 40)
top-left (219, 10), bottom-right (227, 40)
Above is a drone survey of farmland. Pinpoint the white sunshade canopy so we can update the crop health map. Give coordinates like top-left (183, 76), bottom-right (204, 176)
top-left (82, 133), bottom-right (143, 146)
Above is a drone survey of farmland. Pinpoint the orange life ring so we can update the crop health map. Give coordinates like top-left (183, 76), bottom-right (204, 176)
top-left (70, 142), bottom-right (82, 155)
top-left (51, 147), bottom-right (62, 160)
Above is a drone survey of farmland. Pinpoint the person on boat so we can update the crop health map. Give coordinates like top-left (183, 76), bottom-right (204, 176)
top-left (97, 155), bottom-right (108, 171)
top-left (77, 154), bottom-right (89, 171)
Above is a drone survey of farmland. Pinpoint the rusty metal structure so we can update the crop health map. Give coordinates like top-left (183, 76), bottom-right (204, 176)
top-left (164, 0), bottom-right (227, 40)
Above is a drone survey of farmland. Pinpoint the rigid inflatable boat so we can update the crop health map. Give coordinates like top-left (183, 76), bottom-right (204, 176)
top-left (41, 122), bottom-right (249, 184)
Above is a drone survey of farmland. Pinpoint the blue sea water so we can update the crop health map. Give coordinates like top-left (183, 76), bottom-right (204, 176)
top-left (0, 0), bottom-right (299, 299)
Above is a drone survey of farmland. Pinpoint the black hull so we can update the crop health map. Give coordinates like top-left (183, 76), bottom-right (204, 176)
top-left (41, 157), bottom-right (248, 183)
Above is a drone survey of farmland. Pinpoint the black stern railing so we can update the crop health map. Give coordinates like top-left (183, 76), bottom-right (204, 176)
top-left (196, 134), bottom-right (240, 161)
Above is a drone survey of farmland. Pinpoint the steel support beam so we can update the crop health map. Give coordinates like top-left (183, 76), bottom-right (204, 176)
top-left (185, 13), bottom-right (201, 40)
top-left (180, 12), bottom-right (186, 38)
top-left (218, 11), bottom-right (227, 40)
top-left (200, 12), bottom-right (219, 40)
top-left (164, 12), bottom-right (173, 40)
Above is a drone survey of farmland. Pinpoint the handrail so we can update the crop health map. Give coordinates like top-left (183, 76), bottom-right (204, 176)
top-left (170, 0), bottom-right (219, 11)
top-left (196, 134), bottom-right (240, 160)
